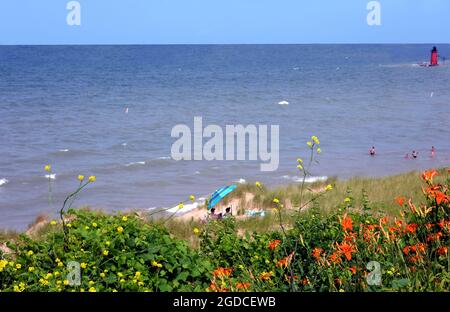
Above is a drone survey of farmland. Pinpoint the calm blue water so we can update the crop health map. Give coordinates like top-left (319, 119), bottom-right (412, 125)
top-left (1, 45), bottom-right (449, 230)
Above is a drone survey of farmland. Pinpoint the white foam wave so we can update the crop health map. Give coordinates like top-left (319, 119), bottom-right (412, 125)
top-left (166, 202), bottom-right (199, 214)
top-left (278, 100), bottom-right (289, 105)
top-left (282, 175), bottom-right (328, 183)
top-left (235, 178), bottom-right (246, 184)
top-left (125, 161), bottom-right (146, 167)
top-left (0, 178), bottom-right (8, 186)
top-left (59, 149), bottom-right (69, 152)
top-left (157, 156), bottom-right (171, 160)
top-left (44, 174), bottom-right (56, 180)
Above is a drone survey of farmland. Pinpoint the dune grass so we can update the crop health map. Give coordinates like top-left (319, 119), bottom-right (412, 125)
top-left (165, 169), bottom-right (448, 243)
top-left (1, 169), bottom-right (447, 247)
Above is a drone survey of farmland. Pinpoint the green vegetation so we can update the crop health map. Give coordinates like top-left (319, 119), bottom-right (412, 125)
top-left (0, 137), bottom-right (448, 292)
top-left (0, 168), bottom-right (448, 292)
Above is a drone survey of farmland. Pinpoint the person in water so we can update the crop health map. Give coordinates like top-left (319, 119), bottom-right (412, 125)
top-left (369, 146), bottom-right (376, 156)
top-left (431, 146), bottom-right (436, 158)
top-left (430, 46), bottom-right (439, 66)
top-left (412, 150), bottom-right (418, 159)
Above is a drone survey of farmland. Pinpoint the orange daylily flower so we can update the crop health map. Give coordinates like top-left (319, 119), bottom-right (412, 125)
top-left (404, 223), bottom-right (418, 234)
top-left (348, 266), bottom-right (357, 275)
top-left (416, 243), bottom-right (426, 254)
top-left (434, 191), bottom-right (449, 205)
top-left (276, 258), bottom-right (289, 268)
top-left (268, 239), bottom-right (281, 251)
top-left (437, 247), bottom-right (448, 256)
top-left (312, 247), bottom-right (323, 261)
top-left (329, 252), bottom-right (342, 265)
top-left (337, 242), bottom-right (356, 261)
top-left (235, 282), bottom-right (251, 290)
top-left (422, 169), bottom-right (438, 183)
top-left (213, 267), bottom-right (232, 278)
top-left (276, 252), bottom-right (295, 268)
top-left (395, 196), bottom-right (407, 207)
top-left (341, 215), bottom-right (353, 232)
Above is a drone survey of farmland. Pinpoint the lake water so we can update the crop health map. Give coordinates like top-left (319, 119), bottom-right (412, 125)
top-left (0, 45), bottom-right (449, 230)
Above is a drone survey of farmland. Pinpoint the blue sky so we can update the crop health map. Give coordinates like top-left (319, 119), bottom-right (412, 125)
top-left (0, 0), bottom-right (449, 44)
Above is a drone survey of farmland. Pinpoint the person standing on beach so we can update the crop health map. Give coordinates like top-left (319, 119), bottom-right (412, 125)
top-left (431, 146), bottom-right (436, 158)
top-left (412, 150), bottom-right (418, 159)
top-left (369, 146), bottom-right (376, 156)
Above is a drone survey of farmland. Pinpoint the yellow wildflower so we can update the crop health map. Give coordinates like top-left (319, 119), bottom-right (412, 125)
top-left (311, 136), bottom-right (320, 145)
top-left (122, 216), bottom-right (128, 222)
top-left (77, 175), bottom-right (85, 181)
top-left (92, 222), bottom-right (97, 228)
top-left (27, 250), bottom-right (34, 256)
top-left (0, 259), bottom-right (8, 271)
top-left (325, 184), bottom-right (333, 191)
top-left (80, 262), bottom-right (87, 269)
top-left (135, 271), bottom-right (141, 278)
top-left (88, 287), bottom-right (96, 292)
top-left (297, 164), bottom-right (303, 171)
top-left (44, 165), bottom-right (51, 172)
top-left (103, 250), bottom-right (109, 256)
top-left (189, 195), bottom-right (195, 201)
top-left (63, 280), bottom-right (69, 286)
top-left (100, 273), bottom-right (105, 278)
top-left (50, 220), bottom-right (57, 226)
top-left (307, 141), bottom-right (313, 148)
top-left (255, 181), bottom-right (262, 188)
top-left (88, 175), bottom-right (96, 182)
top-left (344, 197), bottom-right (351, 203)
top-left (317, 147), bottom-right (322, 154)
top-left (273, 198), bottom-right (280, 204)
top-left (16, 263), bottom-right (22, 269)
top-left (178, 202), bottom-right (184, 209)
top-left (117, 226), bottom-right (124, 233)
top-left (28, 267), bottom-right (35, 272)
top-left (193, 227), bottom-right (200, 235)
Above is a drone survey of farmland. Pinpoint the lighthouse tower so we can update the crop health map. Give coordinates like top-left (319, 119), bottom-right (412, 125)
top-left (430, 46), bottom-right (439, 66)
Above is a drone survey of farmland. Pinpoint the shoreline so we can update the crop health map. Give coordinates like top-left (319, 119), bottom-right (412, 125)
top-left (2, 168), bottom-right (447, 237)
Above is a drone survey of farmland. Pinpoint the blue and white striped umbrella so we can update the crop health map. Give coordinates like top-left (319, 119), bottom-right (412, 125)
top-left (207, 185), bottom-right (237, 210)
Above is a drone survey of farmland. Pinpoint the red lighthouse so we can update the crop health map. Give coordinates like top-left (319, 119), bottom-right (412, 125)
top-left (430, 46), bottom-right (439, 66)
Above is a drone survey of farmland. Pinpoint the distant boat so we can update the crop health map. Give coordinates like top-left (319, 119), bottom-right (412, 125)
top-left (125, 107), bottom-right (129, 114)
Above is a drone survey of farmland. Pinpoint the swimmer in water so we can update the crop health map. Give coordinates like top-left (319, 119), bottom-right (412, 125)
top-left (431, 146), bottom-right (436, 158)
top-left (369, 146), bottom-right (376, 156)
top-left (412, 150), bottom-right (418, 159)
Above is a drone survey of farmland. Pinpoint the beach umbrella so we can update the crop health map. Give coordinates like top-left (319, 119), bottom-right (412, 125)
top-left (207, 185), bottom-right (237, 210)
